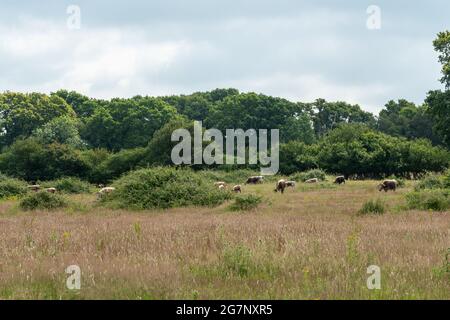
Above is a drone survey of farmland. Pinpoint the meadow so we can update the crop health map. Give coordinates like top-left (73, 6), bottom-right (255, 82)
top-left (0, 178), bottom-right (448, 299)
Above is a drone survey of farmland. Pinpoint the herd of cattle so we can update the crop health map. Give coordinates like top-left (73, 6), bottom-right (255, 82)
top-left (25, 176), bottom-right (399, 198)
top-left (213, 175), bottom-right (399, 194)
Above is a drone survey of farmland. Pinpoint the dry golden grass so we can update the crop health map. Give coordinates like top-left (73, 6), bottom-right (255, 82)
top-left (0, 180), bottom-right (448, 299)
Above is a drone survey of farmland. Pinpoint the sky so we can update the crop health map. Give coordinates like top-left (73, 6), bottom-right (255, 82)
top-left (0, 0), bottom-right (448, 113)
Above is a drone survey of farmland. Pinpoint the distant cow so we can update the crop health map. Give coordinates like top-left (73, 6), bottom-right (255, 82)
top-left (232, 185), bottom-right (242, 193)
top-left (27, 185), bottom-right (41, 192)
top-left (286, 181), bottom-right (296, 188)
top-left (218, 184), bottom-right (226, 190)
top-left (334, 176), bottom-right (345, 185)
top-left (378, 180), bottom-right (397, 192)
top-left (45, 187), bottom-right (57, 193)
top-left (97, 187), bottom-right (116, 199)
top-left (245, 176), bottom-right (263, 184)
top-left (274, 179), bottom-right (287, 194)
top-left (214, 181), bottom-right (227, 188)
top-left (305, 178), bottom-right (318, 184)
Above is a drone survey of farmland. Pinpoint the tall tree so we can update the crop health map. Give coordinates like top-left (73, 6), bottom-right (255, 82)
top-left (0, 92), bottom-right (75, 147)
top-left (433, 30), bottom-right (450, 88)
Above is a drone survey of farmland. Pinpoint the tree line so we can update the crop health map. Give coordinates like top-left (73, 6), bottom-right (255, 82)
top-left (0, 31), bottom-right (448, 182)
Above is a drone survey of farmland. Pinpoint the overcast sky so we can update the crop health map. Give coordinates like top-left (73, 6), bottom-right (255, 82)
top-left (0, 1), bottom-right (448, 113)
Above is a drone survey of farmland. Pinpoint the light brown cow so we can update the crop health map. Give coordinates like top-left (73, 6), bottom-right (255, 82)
top-left (45, 187), bottom-right (57, 193)
top-left (97, 187), bottom-right (116, 199)
top-left (305, 178), bottom-right (318, 183)
top-left (27, 185), bottom-right (41, 192)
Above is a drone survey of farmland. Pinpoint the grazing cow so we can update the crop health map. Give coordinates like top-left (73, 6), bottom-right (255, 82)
top-left (305, 178), bottom-right (318, 184)
top-left (98, 184), bottom-right (105, 188)
top-left (274, 179), bottom-right (287, 194)
top-left (334, 176), bottom-right (346, 185)
top-left (45, 187), bottom-right (57, 193)
top-left (27, 185), bottom-right (41, 192)
top-left (245, 176), bottom-right (263, 184)
top-left (378, 180), bottom-right (397, 192)
top-left (286, 181), bottom-right (296, 188)
top-left (97, 187), bottom-right (116, 199)
top-left (232, 185), bottom-right (242, 193)
top-left (214, 181), bottom-right (227, 188)
top-left (218, 184), bottom-right (226, 190)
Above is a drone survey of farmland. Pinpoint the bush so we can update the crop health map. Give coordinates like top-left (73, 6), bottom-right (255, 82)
top-left (414, 174), bottom-right (445, 191)
top-left (43, 177), bottom-right (92, 194)
top-left (406, 190), bottom-right (450, 211)
top-left (101, 167), bottom-right (232, 210)
top-left (228, 194), bottom-right (262, 211)
top-left (358, 199), bottom-right (386, 215)
top-left (19, 191), bottom-right (69, 210)
top-left (0, 178), bottom-right (28, 199)
top-left (290, 169), bottom-right (327, 182)
top-left (443, 169), bottom-right (450, 188)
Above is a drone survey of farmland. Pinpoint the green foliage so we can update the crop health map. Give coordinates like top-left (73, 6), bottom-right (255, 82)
top-left (307, 98), bottom-right (376, 137)
top-left (0, 138), bottom-right (90, 181)
top-left (19, 191), bottom-right (69, 210)
top-left (101, 167), bottom-right (232, 209)
top-left (378, 100), bottom-right (443, 145)
top-left (290, 169), bottom-right (327, 182)
top-left (0, 178), bottom-right (28, 199)
top-left (32, 116), bottom-right (84, 148)
top-left (426, 90), bottom-right (450, 148)
top-left (317, 124), bottom-right (449, 178)
top-left (406, 190), bottom-right (450, 211)
top-left (359, 199), bottom-right (386, 215)
top-left (93, 148), bottom-right (146, 183)
top-left (433, 30), bottom-right (450, 88)
top-left (222, 244), bottom-right (253, 277)
top-left (228, 194), bottom-right (262, 211)
top-left (444, 169), bottom-right (450, 188)
top-left (279, 141), bottom-right (318, 175)
top-left (43, 177), bottom-right (92, 194)
top-left (0, 92), bottom-right (75, 147)
top-left (81, 97), bottom-right (178, 150)
top-left (414, 174), bottom-right (445, 191)
top-left (206, 92), bottom-right (314, 143)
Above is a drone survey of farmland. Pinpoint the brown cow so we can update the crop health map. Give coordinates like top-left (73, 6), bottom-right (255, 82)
top-left (274, 179), bottom-right (287, 194)
top-left (27, 185), bottom-right (41, 192)
top-left (305, 178), bottom-right (318, 184)
top-left (245, 176), bottom-right (263, 184)
top-left (45, 187), bottom-right (57, 193)
top-left (232, 185), bottom-right (242, 193)
top-left (378, 180), bottom-right (397, 192)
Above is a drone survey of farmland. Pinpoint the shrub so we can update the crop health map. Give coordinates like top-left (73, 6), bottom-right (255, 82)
top-left (0, 178), bottom-right (28, 199)
top-left (101, 167), bottom-right (232, 210)
top-left (443, 169), bottom-right (450, 188)
top-left (19, 191), bottom-right (69, 210)
top-left (222, 244), bottom-right (253, 277)
top-left (290, 169), bottom-right (327, 182)
top-left (228, 194), bottom-right (262, 211)
top-left (358, 199), bottom-right (385, 215)
top-left (43, 177), bottom-right (92, 194)
top-left (414, 174), bottom-right (445, 191)
top-left (406, 190), bottom-right (450, 211)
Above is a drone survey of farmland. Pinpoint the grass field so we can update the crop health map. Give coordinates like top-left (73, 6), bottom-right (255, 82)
top-left (0, 179), bottom-right (449, 299)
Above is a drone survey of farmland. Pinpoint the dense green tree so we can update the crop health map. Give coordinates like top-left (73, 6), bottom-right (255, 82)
top-left (0, 138), bottom-right (90, 181)
top-left (32, 116), bottom-right (84, 148)
top-left (308, 99), bottom-right (376, 136)
top-left (81, 97), bottom-right (178, 150)
top-left (378, 99), bottom-right (442, 145)
top-left (206, 93), bottom-right (314, 143)
top-left (279, 141), bottom-right (318, 175)
top-left (0, 92), bottom-right (75, 146)
top-left (433, 30), bottom-right (450, 88)
top-left (425, 90), bottom-right (450, 148)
